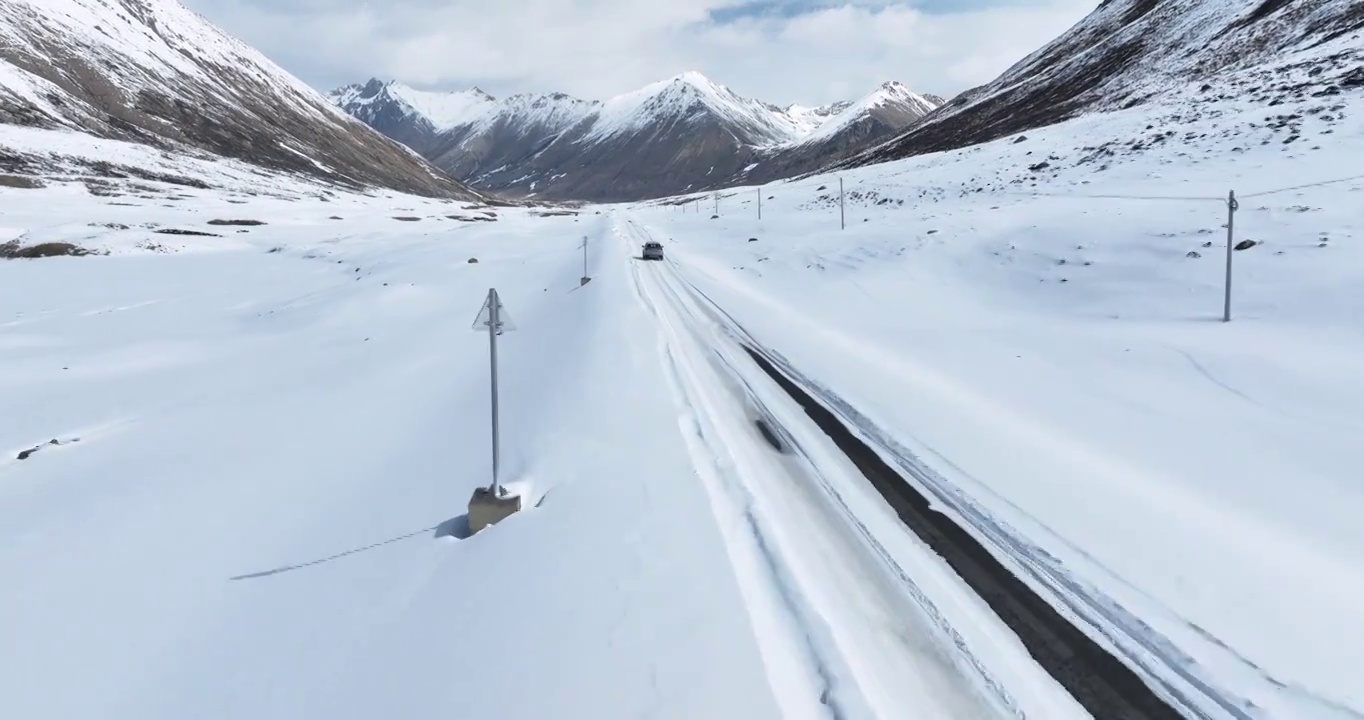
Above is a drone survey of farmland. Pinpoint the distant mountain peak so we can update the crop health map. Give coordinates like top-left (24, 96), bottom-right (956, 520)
top-left (668, 70), bottom-right (720, 89)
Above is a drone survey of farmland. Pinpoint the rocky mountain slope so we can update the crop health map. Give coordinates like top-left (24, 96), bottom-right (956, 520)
top-left (332, 73), bottom-right (941, 202)
top-left (840, 0), bottom-right (1364, 169)
top-left (0, 0), bottom-right (481, 199)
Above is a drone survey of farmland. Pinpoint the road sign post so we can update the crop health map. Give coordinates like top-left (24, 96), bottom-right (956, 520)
top-left (468, 288), bottom-right (521, 532)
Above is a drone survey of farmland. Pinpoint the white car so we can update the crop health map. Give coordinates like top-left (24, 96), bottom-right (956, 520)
top-left (642, 241), bottom-right (664, 260)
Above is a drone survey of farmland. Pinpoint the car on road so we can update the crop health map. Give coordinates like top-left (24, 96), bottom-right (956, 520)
top-left (642, 241), bottom-right (664, 261)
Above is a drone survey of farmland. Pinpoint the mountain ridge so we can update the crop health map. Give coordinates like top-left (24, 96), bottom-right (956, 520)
top-left (330, 72), bottom-right (942, 201)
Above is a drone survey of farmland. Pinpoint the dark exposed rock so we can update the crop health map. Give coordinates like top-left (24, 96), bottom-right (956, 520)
top-left (155, 228), bottom-right (219, 237)
top-left (1, 240), bottom-right (97, 258)
top-left (0, 174), bottom-right (44, 188)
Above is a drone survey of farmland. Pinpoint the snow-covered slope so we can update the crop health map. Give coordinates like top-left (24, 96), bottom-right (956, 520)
top-left (332, 73), bottom-right (941, 202)
top-left (846, 0), bottom-right (1364, 167)
top-left (784, 100), bottom-right (855, 135)
top-left (329, 79), bottom-right (599, 190)
top-left (797, 81), bottom-right (939, 147)
top-left (579, 71), bottom-right (804, 146)
top-left (327, 80), bottom-right (505, 150)
top-left (424, 91), bottom-right (601, 183)
top-left (385, 85), bottom-right (500, 132)
top-left (0, 0), bottom-right (479, 199)
top-left (331, 81), bottom-right (596, 137)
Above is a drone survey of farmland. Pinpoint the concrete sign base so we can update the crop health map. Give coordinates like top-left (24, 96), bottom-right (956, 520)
top-left (468, 486), bottom-right (522, 533)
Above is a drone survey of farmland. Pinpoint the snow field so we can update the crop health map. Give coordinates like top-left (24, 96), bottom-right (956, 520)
top-left (0, 191), bottom-right (782, 720)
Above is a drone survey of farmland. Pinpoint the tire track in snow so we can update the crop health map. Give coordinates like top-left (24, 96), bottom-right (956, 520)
top-left (644, 259), bottom-right (1030, 720)
top-left (625, 223), bottom-right (847, 720)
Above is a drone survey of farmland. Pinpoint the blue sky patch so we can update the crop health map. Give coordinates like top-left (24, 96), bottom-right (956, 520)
top-left (708, 0), bottom-right (1046, 24)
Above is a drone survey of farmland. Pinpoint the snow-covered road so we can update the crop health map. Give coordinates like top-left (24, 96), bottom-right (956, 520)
top-left (622, 217), bottom-right (1086, 719)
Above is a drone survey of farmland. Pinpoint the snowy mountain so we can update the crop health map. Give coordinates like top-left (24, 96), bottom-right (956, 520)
top-left (332, 73), bottom-right (941, 202)
top-left (0, 0), bottom-right (481, 199)
top-left (737, 81), bottom-right (944, 186)
top-left (796, 82), bottom-right (940, 148)
top-left (329, 80), bottom-right (599, 185)
top-left (842, 0), bottom-right (1364, 168)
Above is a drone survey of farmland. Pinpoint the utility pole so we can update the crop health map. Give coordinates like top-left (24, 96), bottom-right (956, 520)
top-left (1223, 190), bottom-right (1238, 322)
top-left (839, 177), bottom-right (845, 230)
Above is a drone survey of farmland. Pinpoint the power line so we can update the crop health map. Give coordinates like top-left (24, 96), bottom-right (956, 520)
top-left (1240, 173), bottom-right (1364, 198)
top-left (1001, 190), bottom-right (1224, 202)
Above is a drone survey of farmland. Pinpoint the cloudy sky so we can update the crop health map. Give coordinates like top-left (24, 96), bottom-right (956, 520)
top-left (180, 0), bottom-right (1094, 105)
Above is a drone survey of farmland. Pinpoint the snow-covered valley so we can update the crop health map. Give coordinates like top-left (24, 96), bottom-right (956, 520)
top-left (3, 68), bottom-right (1362, 719)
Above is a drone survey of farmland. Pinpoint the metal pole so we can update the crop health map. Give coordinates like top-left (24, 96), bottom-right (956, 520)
top-left (839, 177), bottom-right (845, 230)
top-left (488, 288), bottom-right (501, 493)
top-left (757, 189), bottom-right (761, 220)
top-left (714, 193), bottom-right (718, 215)
top-left (1223, 190), bottom-right (1237, 322)
top-left (582, 236), bottom-right (588, 278)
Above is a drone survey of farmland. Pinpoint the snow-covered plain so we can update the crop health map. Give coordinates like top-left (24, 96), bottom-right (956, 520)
top-left (0, 185), bottom-right (799, 719)
top-left (3, 78), bottom-right (1363, 720)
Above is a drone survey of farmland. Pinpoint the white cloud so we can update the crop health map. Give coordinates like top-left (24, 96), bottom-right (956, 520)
top-left (179, 0), bottom-right (1094, 105)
